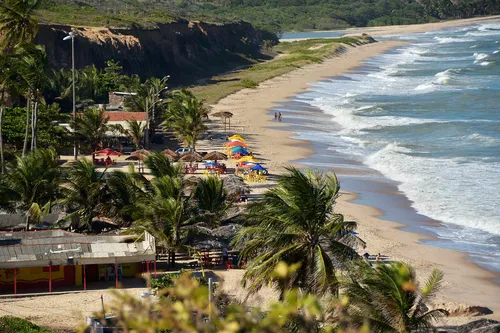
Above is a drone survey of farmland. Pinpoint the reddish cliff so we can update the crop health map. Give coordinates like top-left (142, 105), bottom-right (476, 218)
top-left (34, 20), bottom-right (277, 83)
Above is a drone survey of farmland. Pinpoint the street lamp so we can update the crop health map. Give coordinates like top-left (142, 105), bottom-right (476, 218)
top-left (145, 84), bottom-right (169, 149)
top-left (63, 31), bottom-right (78, 160)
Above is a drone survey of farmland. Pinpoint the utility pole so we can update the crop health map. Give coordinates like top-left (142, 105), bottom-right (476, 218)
top-left (64, 31), bottom-right (78, 160)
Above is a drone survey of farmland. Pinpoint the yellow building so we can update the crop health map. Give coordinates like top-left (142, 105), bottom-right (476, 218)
top-left (0, 230), bottom-right (156, 294)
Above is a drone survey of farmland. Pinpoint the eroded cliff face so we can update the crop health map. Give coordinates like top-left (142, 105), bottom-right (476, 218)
top-left (34, 20), bottom-right (276, 83)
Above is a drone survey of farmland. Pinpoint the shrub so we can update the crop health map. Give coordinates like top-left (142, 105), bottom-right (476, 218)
top-left (240, 79), bottom-right (258, 89)
top-left (0, 316), bottom-right (56, 333)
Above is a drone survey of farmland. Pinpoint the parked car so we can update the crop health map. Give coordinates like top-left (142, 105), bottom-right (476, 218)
top-left (175, 147), bottom-right (196, 155)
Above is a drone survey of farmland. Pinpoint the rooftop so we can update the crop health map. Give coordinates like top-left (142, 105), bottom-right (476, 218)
top-left (104, 111), bottom-right (146, 122)
top-left (0, 230), bottom-right (155, 268)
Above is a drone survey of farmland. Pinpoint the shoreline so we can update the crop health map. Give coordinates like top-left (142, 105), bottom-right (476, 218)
top-left (210, 34), bottom-right (500, 318)
top-left (281, 15), bottom-right (500, 41)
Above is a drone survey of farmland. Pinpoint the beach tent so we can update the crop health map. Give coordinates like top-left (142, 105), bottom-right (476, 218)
top-left (225, 141), bottom-right (248, 148)
top-left (228, 135), bottom-right (245, 142)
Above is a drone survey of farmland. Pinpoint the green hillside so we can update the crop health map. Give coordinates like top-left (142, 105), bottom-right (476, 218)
top-left (39, 0), bottom-right (500, 31)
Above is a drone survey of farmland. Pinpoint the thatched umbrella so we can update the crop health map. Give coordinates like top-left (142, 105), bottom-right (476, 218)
top-left (203, 151), bottom-right (227, 161)
top-left (179, 151), bottom-right (203, 162)
top-left (161, 149), bottom-right (178, 159)
top-left (212, 111), bottom-right (234, 132)
top-left (125, 155), bottom-right (140, 161)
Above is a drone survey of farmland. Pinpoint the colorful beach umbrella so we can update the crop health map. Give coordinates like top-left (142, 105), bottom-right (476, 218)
top-left (228, 135), bottom-right (245, 142)
top-left (225, 141), bottom-right (248, 148)
top-left (231, 146), bottom-right (248, 152)
top-left (236, 156), bottom-right (258, 163)
top-left (93, 148), bottom-right (123, 156)
top-left (250, 164), bottom-right (267, 172)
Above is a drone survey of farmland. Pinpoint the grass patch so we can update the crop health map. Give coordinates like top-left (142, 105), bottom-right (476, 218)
top-left (191, 36), bottom-right (373, 104)
top-left (240, 79), bottom-right (258, 89)
top-left (0, 316), bottom-right (56, 333)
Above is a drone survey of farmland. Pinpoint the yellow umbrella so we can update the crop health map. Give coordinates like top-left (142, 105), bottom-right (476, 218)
top-left (236, 156), bottom-right (258, 163)
top-left (228, 135), bottom-right (245, 142)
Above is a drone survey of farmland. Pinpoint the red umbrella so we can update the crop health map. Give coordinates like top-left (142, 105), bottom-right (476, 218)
top-left (225, 141), bottom-right (248, 148)
top-left (93, 148), bottom-right (123, 156)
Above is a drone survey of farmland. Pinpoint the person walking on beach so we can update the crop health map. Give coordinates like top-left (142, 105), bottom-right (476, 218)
top-left (274, 112), bottom-right (278, 121)
top-left (278, 112), bottom-right (282, 122)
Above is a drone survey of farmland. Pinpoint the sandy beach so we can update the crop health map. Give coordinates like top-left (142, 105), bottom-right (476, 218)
top-left (210, 33), bottom-right (500, 322)
top-left (1, 18), bottom-right (500, 332)
top-left (282, 15), bottom-right (500, 41)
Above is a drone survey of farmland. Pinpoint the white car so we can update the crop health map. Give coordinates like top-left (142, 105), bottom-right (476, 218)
top-left (175, 147), bottom-right (196, 155)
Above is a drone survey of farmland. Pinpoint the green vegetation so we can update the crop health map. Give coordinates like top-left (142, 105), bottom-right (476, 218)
top-left (35, 0), bottom-right (500, 32)
top-left (84, 261), bottom-right (445, 332)
top-left (0, 316), bottom-right (56, 333)
top-left (191, 36), bottom-right (367, 103)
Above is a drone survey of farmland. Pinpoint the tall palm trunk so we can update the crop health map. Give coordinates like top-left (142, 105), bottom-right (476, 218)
top-left (0, 105), bottom-right (4, 174)
top-left (23, 99), bottom-right (31, 157)
top-left (31, 100), bottom-right (39, 150)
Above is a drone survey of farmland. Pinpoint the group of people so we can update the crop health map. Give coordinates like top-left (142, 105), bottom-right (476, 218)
top-left (274, 112), bottom-right (283, 122)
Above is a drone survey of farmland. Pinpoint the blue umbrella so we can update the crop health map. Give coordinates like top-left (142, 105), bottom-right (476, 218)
top-left (204, 161), bottom-right (219, 166)
top-left (231, 146), bottom-right (248, 152)
top-left (250, 164), bottom-right (267, 172)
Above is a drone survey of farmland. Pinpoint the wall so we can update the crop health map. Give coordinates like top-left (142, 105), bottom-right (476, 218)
top-left (34, 20), bottom-right (277, 83)
top-left (0, 265), bottom-right (75, 292)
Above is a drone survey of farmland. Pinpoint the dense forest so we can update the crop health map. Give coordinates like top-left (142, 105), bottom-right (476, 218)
top-left (39, 0), bottom-right (500, 32)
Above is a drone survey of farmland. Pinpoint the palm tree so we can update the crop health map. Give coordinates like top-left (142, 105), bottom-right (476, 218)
top-left (73, 106), bottom-right (109, 153)
top-left (126, 118), bottom-right (145, 149)
top-left (144, 152), bottom-right (183, 178)
top-left (336, 262), bottom-right (447, 332)
top-left (99, 167), bottom-right (147, 227)
top-left (232, 167), bottom-right (360, 298)
top-left (133, 175), bottom-right (198, 267)
top-left (0, 52), bottom-right (18, 173)
top-left (59, 159), bottom-right (106, 232)
top-left (193, 176), bottom-right (232, 226)
top-left (17, 44), bottom-right (50, 151)
top-left (0, 148), bottom-right (60, 230)
top-left (79, 64), bottom-right (102, 102)
top-left (164, 89), bottom-right (208, 150)
top-left (0, 0), bottom-right (40, 51)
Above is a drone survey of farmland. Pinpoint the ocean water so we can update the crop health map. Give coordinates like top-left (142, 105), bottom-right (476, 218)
top-left (279, 22), bottom-right (500, 273)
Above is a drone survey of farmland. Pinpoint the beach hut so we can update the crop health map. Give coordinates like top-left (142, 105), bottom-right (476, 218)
top-left (0, 230), bottom-right (156, 294)
top-left (212, 111), bottom-right (234, 132)
top-left (203, 151), bottom-right (228, 161)
top-left (161, 149), bottom-right (179, 160)
top-left (179, 151), bottom-right (203, 162)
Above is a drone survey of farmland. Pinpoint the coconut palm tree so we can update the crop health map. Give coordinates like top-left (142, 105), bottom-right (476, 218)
top-left (73, 106), bottom-right (109, 153)
top-left (164, 89), bottom-right (208, 150)
top-left (335, 262), bottom-right (447, 333)
top-left (17, 44), bottom-right (50, 151)
top-left (232, 167), bottom-right (360, 298)
top-left (0, 0), bottom-right (40, 51)
top-left (0, 148), bottom-right (60, 230)
top-left (59, 159), bottom-right (106, 232)
top-left (126, 118), bottom-right (145, 149)
top-left (98, 166), bottom-right (148, 227)
top-left (133, 174), bottom-right (201, 267)
top-left (0, 53), bottom-right (18, 173)
top-left (193, 176), bottom-right (232, 226)
top-left (144, 152), bottom-right (183, 178)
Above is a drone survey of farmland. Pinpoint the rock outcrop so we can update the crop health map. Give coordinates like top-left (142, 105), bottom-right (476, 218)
top-left (431, 302), bottom-right (493, 317)
top-left (457, 319), bottom-right (500, 333)
top-left (34, 20), bottom-right (277, 83)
